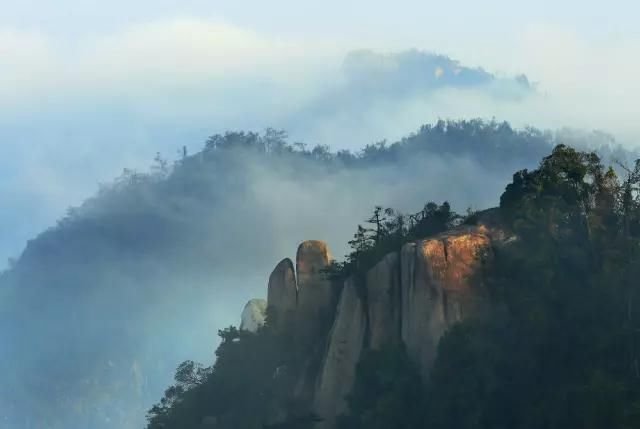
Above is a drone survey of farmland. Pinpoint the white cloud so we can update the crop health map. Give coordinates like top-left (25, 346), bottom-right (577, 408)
top-left (469, 23), bottom-right (640, 142)
top-left (77, 20), bottom-right (318, 92)
top-left (0, 29), bottom-right (60, 102)
top-left (0, 19), bottom-right (339, 111)
top-left (2, 19), bottom-right (639, 143)
top-left (1, 18), bottom-right (640, 267)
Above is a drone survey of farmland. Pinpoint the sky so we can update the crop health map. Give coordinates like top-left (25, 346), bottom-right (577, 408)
top-left (1, 0), bottom-right (640, 266)
top-left (2, 2), bottom-right (640, 427)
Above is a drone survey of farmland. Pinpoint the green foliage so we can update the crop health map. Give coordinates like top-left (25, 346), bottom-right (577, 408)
top-left (337, 345), bottom-right (425, 429)
top-left (424, 145), bottom-right (640, 429)
top-left (325, 201), bottom-right (461, 283)
top-left (334, 145), bottom-right (640, 429)
top-left (147, 143), bottom-right (640, 429)
top-left (146, 326), bottom-right (298, 429)
top-left (5, 120), bottom-right (640, 429)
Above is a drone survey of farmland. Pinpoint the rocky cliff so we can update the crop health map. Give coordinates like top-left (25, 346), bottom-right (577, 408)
top-left (240, 224), bottom-right (497, 427)
top-left (367, 252), bottom-right (401, 350)
top-left (401, 226), bottom-right (491, 379)
top-left (313, 278), bottom-right (366, 427)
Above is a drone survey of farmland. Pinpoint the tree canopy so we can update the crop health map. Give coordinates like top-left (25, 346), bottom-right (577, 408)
top-left (148, 144), bottom-right (640, 429)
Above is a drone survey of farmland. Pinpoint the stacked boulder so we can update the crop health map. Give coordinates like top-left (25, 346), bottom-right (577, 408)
top-left (241, 240), bottom-right (334, 334)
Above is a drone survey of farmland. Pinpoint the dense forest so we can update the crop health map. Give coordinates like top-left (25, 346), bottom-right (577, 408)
top-left (1, 120), bottom-right (638, 429)
top-left (146, 144), bottom-right (640, 429)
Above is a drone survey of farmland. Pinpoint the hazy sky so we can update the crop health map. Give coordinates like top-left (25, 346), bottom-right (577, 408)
top-left (1, 1), bottom-right (637, 42)
top-left (2, 3), bottom-right (640, 427)
top-left (1, 0), bottom-right (639, 265)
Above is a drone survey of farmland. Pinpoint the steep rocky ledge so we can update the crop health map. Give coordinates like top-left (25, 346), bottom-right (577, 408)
top-left (239, 223), bottom-right (500, 427)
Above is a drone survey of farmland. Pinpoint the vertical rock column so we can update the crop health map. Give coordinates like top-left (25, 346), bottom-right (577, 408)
top-left (267, 258), bottom-right (297, 331)
top-left (366, 252), bottom-right (401, 349)
top-left (313, 278), bottom-right (367, 428)
top-left (400, 239), bottom-right (448, 379)
top-left (295, 240), bottom-right (334, 338)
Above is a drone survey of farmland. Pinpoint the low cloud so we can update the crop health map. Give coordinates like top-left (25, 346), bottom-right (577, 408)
top-left (0, 19), bottom-right (330, 105)
top-left (486, 23), bottom-right (640, 142)
top-left (2, 17), bottom-right (639, 428)
top-left (1, 18), bottom-right (639, 267)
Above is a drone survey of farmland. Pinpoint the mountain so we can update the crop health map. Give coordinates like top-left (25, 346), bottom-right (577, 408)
top-left (0, 120), bottom-right (638, 428)
top-left (0, 48), bottom-right (538, 269)
top-left (146, 145), bottom-right (640, 429)
top-left (341, 49), bottom-right (531, 96)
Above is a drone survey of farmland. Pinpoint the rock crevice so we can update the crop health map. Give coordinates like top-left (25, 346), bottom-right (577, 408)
top-left (313, 278), bottom-right (366, 428)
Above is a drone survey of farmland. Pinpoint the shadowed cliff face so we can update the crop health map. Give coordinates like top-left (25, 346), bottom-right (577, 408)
top-left (267, 258), bottom-right (297, 331)
top-left (313, 278), bottom-right (366, 427)
top-left (261, 225), bottom-right (496, 427)
top-left (366, 252), bottom-right (401, 350)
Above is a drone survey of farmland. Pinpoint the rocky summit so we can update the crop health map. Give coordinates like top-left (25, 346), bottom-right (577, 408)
top-left (240, 224), bottom-right (496, 427)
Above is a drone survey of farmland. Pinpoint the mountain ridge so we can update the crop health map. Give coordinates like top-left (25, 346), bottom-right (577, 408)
top-left (2, 121), bottom-right (639, 429)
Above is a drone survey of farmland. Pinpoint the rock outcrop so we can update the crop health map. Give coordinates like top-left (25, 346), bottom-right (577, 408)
top-left (439, 229), bottom-right (492, 320)
top-left (313, 278), bottom-right (366, 427)
top-left (366, 252), bottom-right (401, 349)
top-left (267, 258), bottom-right (297, 330)
top-left (400, 240), bottom-right (447, 380)
top-left (239, 299), bottom-right (267, 333)
top-left (239, 224), bottom-right (496, 427)
top-left (296, 240), bottom-right (334, 336)
top-left (401, 226), bottom-right (491, 378)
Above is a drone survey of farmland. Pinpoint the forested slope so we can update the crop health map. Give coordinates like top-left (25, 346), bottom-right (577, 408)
top-left (0, 120), bottom-right (635, 428)
top-left (148, 145), bottom-right (640, 429)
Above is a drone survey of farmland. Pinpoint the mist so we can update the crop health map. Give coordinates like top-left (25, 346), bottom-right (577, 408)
top-left (3, 17), bottom-right (640, 268)
top-left (1, 123), bottom-right (583, 428)
top-left (2, 7), bottom-right (640, 428)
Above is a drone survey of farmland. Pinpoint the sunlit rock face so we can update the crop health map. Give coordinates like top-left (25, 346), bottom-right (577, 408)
top-left (249, 227), bottom-right (494, 427)
top-left (313, 278), bottom-right (366, 428)
top-left (439, 229), bottom-right (492, 322)
top-left (366, 252), bottom-right (401, 349)
top-left (239, 299), bottom-right (267, 332)
top-left (401, 226), bottom-right (491, 378)
top-left (399, 240), bottom-right (444, 380)
top-left (267, 258), bottom-right (297, 330)
top-left (295, 240), bottom-right (334, 333)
